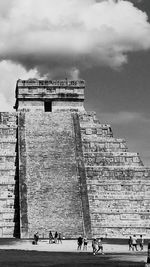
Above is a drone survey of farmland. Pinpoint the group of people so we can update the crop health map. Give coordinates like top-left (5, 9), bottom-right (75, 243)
top-left (77, 236), bottom-right (104, 255)
top-left (32, 231), bottom-right (62, 245)
top-left (77, 236), bottom-right (88, 251)
top-left (33, 232), bottom-right (144, 253)
top-left (128, 235), bottom-right (144, 251)
top-left (92, 238), bottom-right (104, 255)
top-left (49, 231), bottom-right (62, 244)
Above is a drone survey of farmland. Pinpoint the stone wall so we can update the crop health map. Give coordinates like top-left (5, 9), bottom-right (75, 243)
top-left (0, 113), bottom-right (18, 238)
top-left (18, 111), bottom-right (84, 238)
top-left (79, 112), bottom-right (150, 238)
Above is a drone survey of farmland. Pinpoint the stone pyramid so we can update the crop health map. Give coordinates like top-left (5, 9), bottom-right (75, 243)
top-left (0, 78), bottom-right (149, 238)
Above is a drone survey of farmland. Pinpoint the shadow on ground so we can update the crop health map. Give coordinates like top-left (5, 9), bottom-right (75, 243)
top-left (0, 250), bottom-right (146, 267)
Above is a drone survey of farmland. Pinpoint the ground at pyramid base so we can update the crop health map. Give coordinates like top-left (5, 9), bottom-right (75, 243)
top-left (0, 239), bottom-right (148, 267)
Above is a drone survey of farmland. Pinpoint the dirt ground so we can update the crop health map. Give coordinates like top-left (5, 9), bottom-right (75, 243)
top-left (0, 239), bottom-right (148, 267)
top-left (0, 250), bottom-right (147, 267)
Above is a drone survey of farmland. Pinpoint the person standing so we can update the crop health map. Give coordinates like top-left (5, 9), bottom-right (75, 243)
top-left (128, 236), bottom-right (133, 251)
top-left (49, 231), bottom-right (53, 244)
top-left (54, 231), bottom-right (58, 243)
top-left (96, 238), bottom-right (104, 254)
top-left (139, 235), bottom-right (144, 251)
top-left (132, 235), bottom-right (138, 251)
top-left (58, 233), bottom-right (62, 244)
top-left (92, 238), bottom-right (98, 255)
top-left (83, 237), bottom-right (88, 251)
top-left (77, 235), bottom-right (83, 250)
top-left (34, 232), bottom-right (39, 245)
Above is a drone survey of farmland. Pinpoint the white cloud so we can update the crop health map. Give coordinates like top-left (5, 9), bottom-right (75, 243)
top-left (0, 0), bottom-right (149, 75)
top-left (0, 60), bottom-right (41, 111)
top-left (0, 93), bottom-right (12, 111)
top-left (0, 0), bottom-right (150, 108)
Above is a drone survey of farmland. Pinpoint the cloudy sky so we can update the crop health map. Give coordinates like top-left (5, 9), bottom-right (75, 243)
top-left (0, 0), bottom-right (150, 165)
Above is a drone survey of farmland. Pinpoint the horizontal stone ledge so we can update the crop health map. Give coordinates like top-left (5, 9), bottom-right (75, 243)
top-left (80, 123), bottom-right (109, 128)
top-left (0, 139), bottom-right (16, 143)
top-left (90, 226), bottom-right (150, 229)
top-left (0, 209), bottom-right (15, 213)
top-left (0, 182), bottom-right (15, 185)
top-left (89, 198), bottom-right (150, 201)
top-left (85, 164), bottom-right (142, 168)
top-left (0, 170), bottom-right (15, 174)
top-left (82, 137), bottom-right (126, 142)
top-left (0, 127), bottom-right (17, 130)
top-left (92, 225), bottom-right (150, 228)
top-left (0, 197), bottom-right (15, 200)
top-left (90, 212), bottom-right (150, 215)
top-left (0, 151), bottom-right (16, 155)
top-left (0, 222), bottom-right (15, 227)
top-left (0, 155), bottom-right (16, 158)
top-left (89, 195), bottom-right (150, 199)
top-left (0, 168), bottom-right (16, 171)
top-left (86, 166), bottom-right (150, 170)
top-left (87, 181), bottom-right (150, 185)
top-left (84, 152), bottom-right (138, 156)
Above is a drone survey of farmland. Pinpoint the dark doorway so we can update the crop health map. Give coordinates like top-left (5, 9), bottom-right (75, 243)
top-left (44, 101), bottom-right (52, 112)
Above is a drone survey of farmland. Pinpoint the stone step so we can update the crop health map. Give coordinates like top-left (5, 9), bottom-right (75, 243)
top-left (0, 157), bottom-right (16, 166)
top-left (80, 122), bottom-right (111, 129)
top-left (0, 179), bottom-right (15, 185)
top-left (91, 221), bottom-right (150, 228)
top-left (80, 124), bottom-right (113, 137)
top-left (86, 165), bottom-right (150, 171)
top-left (0, 130), bottom-right (17, 139)
top-left (0, 153), bottom-right (16, 157)
top-left (0, 138), bottom-right (16, 143)
top-left (0, 146), bottom-right (16, 153)
top-left (81, 130), bottom-right (113, 137)
top-left (0, 170), bottom-right (15, 176)
top-left (84, 152), bottom-right (143, 167)
top-left (0, 113), bottom-right (17, 129)
top-left (0, 222), bottom-right (15, 227)
top-left (84, 151), bottom-right (138, 157)
top-left (82, 139), bottom-right (128, 153)
top-left (88, 196), bottom-right (150, 201)
top-left (83, 136), bottom-right (126, 143)
top-left (0, 165), bottom-right (16, 170)
top-left (90, 207), bottom-right (150, 213)
top-left (0, 209), bottom-right (15, 213)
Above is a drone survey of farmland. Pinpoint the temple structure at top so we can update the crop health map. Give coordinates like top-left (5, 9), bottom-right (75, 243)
top-left (15, 78), bottom-right (85, 112)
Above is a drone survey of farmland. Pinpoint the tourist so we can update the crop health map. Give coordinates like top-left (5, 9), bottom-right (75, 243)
top-left (139, 235), bottom-right (144, 251)
top-left (54, 231), bottom-right (58, 243)
top-left (33, 232), bottom-right (39, 245)
top-left (128, 236), bottom-right (133, 251)
top-left (77, 235), bottom-right (83, 250)
top-left (132, 235), bottom-right (138, 251)
top-left (49, 231), bottom-right (53, 244)
top-left (58, 233), bottom-right (62, 244)
top-left (92, 238), bottom-right (98, 255)
top-left (83, 237), bottom-right (88, 250)
top-left (96, 237), bottom-right (104, 254)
